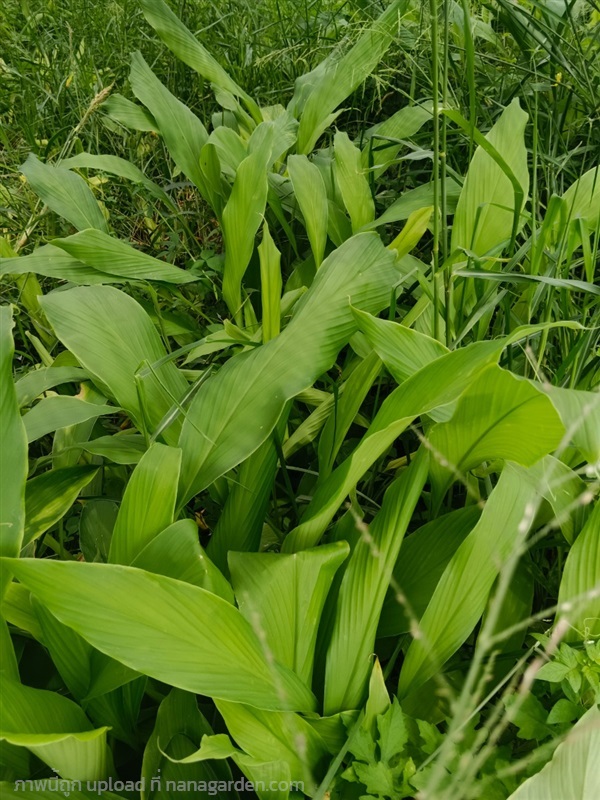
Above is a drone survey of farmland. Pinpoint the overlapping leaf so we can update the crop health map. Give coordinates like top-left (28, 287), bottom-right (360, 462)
top-left (40, 286), bottom-right (188, 445)
top-left (0, 676), bottom-right (110, 781)
top-left (427, 365), bottom-right (565, 507)
top-left (178, 233), bottom-right (401, 503)
top-left (22, 395), bottom-right (116, 443)
top-left (108, 442), bottom-right (180, 565)
top-left (557, 501), bottom-right (600, 641)
top-left (5, 558), bottom-right (316, 712)
top-left (52, 229), bottom-right (196, 284)
top-left (378, 506), bottom-right (481, 638)
top-left (294, 0), bottom-right (409, 153)
top-left (399, 464), bottom-right (542, 696)
top-left (507, 705), bottom-right (600, 799)
top-left (129, 52), bottom-right (209, 195)
top-left (230, 542), bottom-right (348, 686)
top-left (324, 450), bottom-right (429, 714)
top-left (24, 466), bottom-right (99, 545)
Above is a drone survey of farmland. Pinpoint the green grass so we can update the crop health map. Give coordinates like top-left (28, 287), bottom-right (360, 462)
top-left (1, 0), bottom-right (600, 798)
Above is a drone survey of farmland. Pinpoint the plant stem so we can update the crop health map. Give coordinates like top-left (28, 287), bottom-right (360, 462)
top-left (430, 0), bottom-right (441, 342)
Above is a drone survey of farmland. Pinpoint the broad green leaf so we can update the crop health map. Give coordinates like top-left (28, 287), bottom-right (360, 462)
top-left (102, 92), bottom-right (159, 131)
top-left (510, 456), bottom-right (589, 545)
top-left (163, 733), bottom-right (292, 800)
top-left (318, 351), bottom-right (381, 479)
top-left (507, 705), bottom-right (600, 799)
top-left (365, 180), bottom-right (461, 229)
top-left (450, 99), bottom-right (529, 256)
top-left (77, 434), bottom-right (147, 465)
top-left (286, 322), bottom-right (581, 551)
top-left (208, 414), bottom-right (287, 575)
top-left (229, 542), bottom-right (349, 686)
top-left (286, 55), bottom-right (329, 120)
top-left (262, 107), bottom-right (298, 165)
top-left (305, 709), bottom-right (359, 756)
top-left (1, 583), bottom-right (44, 641)
top-left (22, 395), bottom-right (116, 443)
top-left (33, 597), bottom-right (140, 704)
top-left (545, 386), bottom-right (600, 462)
top-left (0, 616), bottom-right (18, 681)
top-left (215, 699), bottom-right (328, 793)
top-left (79, 500), bottom-right (118, 562)
top-left (24, 466), bottom-right (99, 545)
top-left (427, 365), bottom-right (565, 507)
top-left (334, 131), bottom-right (375, 232)
top-left (284, 340), bottom-right (503, 552)
top-left (108, 443), bottom-right (181, 565)
top-left (294, 0), bottom-right (409, 153)
top-left (557, 501), bottom-right (600, 641)
top-left (209, 126), bottom-right (248, 177)
top-left (287, 155), bottom-right (328, 267)
top-left (52, 384), bottom-right (111, 470)
top-left (85, 657), bottom-right (141, 703)
top-left (283, 391), bottom-right (337, 460)
top-left (0, 739), bottom-right (32, 784)
top-left (139, 0), bottom-right (260, 121)
top-left (399, 464), bottom-right (542, 696)
top-left (129, 52), bottom-right (209, 195)
top-left (16, 366), bottom-right (87, 407)
top-left (363, 659), bottom-right (392, 737)
top-left (20, 154), bottom-right (108, 233)
top-left (378, 506), bottom-right (481, 638)
top-left (0, 306), bottom-right (28, 596)
top-left (178, 233), bottom-right (401, 503)
top-left (61, 152), bottom-right (173, 207)
top-left (132, 519), bottom-right (234, 603)
top-left (557, 165), bottom-right (600, 242)
top-left (483, 556), bottom-right (534, 661)
top-left (85, 677), bottom-right (146, 750)
top-left (5, 559), bottom-right (316, 712)
top-left (361, 103), bottom-right (433, 178)
top-left (387, 206), bottom-right (433, 259)
top-left (326, 198), bottom-right (352, 246)
top-left (52, 229), bottom-right (196, 284)
top-left (0, 247), bottom-right (49, 350)
top-left (40, 286), bottom-right (189, 445)
top-left (325, 451), bottom-right (429, 714)
top-left (141, 689), bottom-right (231, 800)
top-left (33, 599), bottom-right (95, 698)
top-left (0, 675), bottom-right (109, 781)
top-left (198, 141), bottom-right (228, 217)
top-left (0, 244), bottom-right (116, 284)
top-left (221, 126), bottom-right (274, 318)
top-left (352, 307), bottom-right (447, 382)
top-left (259, 222), bottom-right (282, 342)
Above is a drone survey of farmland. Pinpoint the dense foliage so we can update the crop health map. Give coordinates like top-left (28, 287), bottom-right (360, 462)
top-left (1, 1), bottom-right (599, 798)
